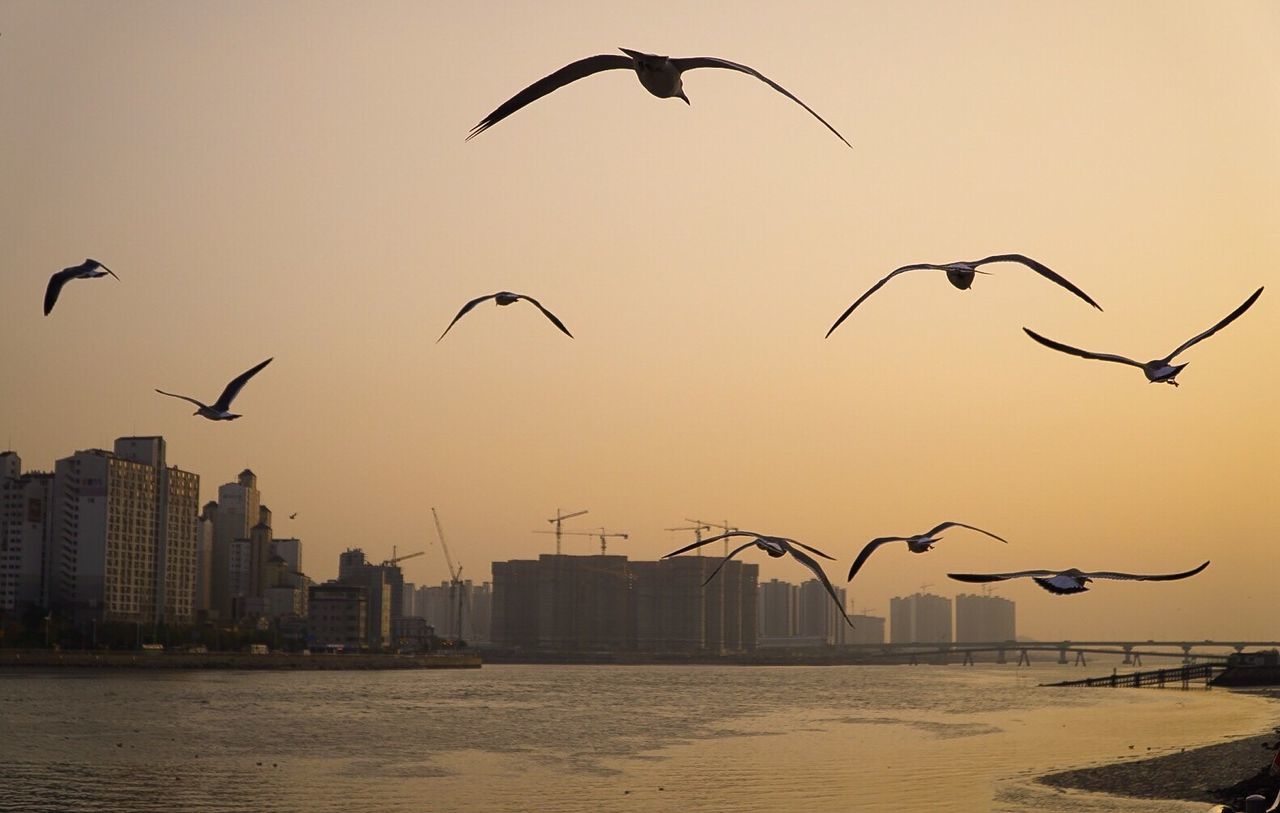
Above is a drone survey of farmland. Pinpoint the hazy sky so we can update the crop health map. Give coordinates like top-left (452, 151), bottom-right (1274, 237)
top-left (2, 2), bottom-right (1277, 641)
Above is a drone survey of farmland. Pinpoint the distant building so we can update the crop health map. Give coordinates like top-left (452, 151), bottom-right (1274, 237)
top-left (307, 583), bottom-right (366, 651)
top-left (757, 578), bottom-right (797, 639)
top-left (336, 548), bottom-right (392, 649)
top-left (48, 436), bottom-right (199, 626)
top-left (889, 593), bottom-right (952, 644)
top-left (492, 554), bottom-right (757, 654)
top-left (955, 593), bottom-right (1015, 642)
top-left (0, 452), bottom-right (54, 612)
top-left (847, 614), bottom-right (886, 645)
top-left (414, 579), bottom-right (490, 644)
top-left (270, 537), bottom-right (302, 575)
top-left (193, 502), bottom-right (216, 616)
top-left (391, 615), bottom-right (434, 652)
top-left (210, 470), bottom-right (260, 619)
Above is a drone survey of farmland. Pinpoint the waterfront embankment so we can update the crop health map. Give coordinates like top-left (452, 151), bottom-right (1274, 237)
top-left (1039, 689), bottom-right (1280, 809)
top-left (0, 649), bottom-right (481, 669)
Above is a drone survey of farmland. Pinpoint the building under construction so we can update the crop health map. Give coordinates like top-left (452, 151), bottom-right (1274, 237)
top-left (490, 554), bottom-right (758, 654)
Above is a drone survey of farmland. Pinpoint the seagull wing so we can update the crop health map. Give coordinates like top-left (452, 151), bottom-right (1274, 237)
top-left (975, 254), bottom-right (1102, 311)
top-left (702, 541), bottom-right (758, 585)
top-left (663, 530), bottom-right (754, 558)
top-left (1085, 561), bottom-right (1210, 582)
top-left (437, 294), bottom-right (500, 342)
top-left (467, 54), bottom-right (634, 140)
top-left (155, 390), bottom-right (209, 410)
top-left (515, 295), bottom-right (574, 338)
top-left (1023, 328), bottom-right (1144, 369)
top-left (948, 570), bottom-right (1055, 583)
top-left (43, 267), bottom-right (79, 315)
top-left (1165, 287), bottom-right (1263, 361)
top-left (787, 546), bottom-right (854, 627)
top-left (847, 537), bottom-right (906, 582)
top-left (670, 56), bottom-right (850, 148)
top-left (927, 522), bottom-right (1009, 544)
top-left (826, 264), bottom-right (945, 337)
top-left (87, 259), bottom-right (120, 281)
top-left (787, 539), bottom-right (837, 561)
top-left (212, 357), bottom-right (274, 412)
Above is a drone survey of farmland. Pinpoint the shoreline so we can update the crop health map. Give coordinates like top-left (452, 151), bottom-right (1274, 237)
top-left (0, 649), bottom-right (481, 670)
top-left (1037, 688), bottom-right (1280, 808)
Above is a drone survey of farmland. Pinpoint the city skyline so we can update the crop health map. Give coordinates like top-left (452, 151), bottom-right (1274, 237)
top-left (2, 2), bottom-right (1277, 644)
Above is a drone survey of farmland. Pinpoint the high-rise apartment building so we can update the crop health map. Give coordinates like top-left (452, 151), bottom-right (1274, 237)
top-left (210, 469), bottom-right (260, 619)
top-left (955, 593), bottom-right (1015, 642)
top-left (48, 437), bottom-right (199, 626)
top-left (336, 548), bottom-right (392, 649)
top-left (492, 554), bottom-right (757, 653)
top-left (797, 579), bottom-right (849, 645)
top-left (889, 592), bottom-right (952, 644)
top-left (0, 452), bottom-right (54, 611)
top-left (757, 578), bottom-right (798, 639)
top-left (270, 537), bottom-right (302, 576)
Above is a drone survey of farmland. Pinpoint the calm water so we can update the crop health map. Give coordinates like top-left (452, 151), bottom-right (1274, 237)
top-left (0, 662), bottom-right (1271, 812)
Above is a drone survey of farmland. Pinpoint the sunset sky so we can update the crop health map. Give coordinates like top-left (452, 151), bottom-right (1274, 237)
top-left (2, 2), bottom-right (1277, 641)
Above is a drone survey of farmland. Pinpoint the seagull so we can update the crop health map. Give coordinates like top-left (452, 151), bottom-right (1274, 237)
top-left (289, 513), bottom-right (298, 520)
top-left (664, 530), bottom-right (852, 626)
top-left (44, 259), bottom-right (118, 315)
top-left (437, 292), bottom-right (573, 342)
top-left (947, 561), bottom-right (1209, 595)
top-left (468, 47), bottom-right (850, 147)
top-left (825, 254), bottom-right (1101, 338)
top-left (847, 521), bottom-right (1008, 582)
top-left (1023, 286), bottom-right (1263, 387)
top-left (155, 357), bottom-right (273, 421)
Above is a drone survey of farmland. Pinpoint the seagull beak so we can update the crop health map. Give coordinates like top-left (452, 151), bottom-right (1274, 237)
top-left (676, 90), bottom-right (690, 105)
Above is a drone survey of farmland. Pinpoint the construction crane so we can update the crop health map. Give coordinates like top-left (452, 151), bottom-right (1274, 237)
top-left (382, 548), bottom-right (426, 567)
top-left (546, 508), bottom-right (588, 555)
top-left (665, 524), bottom-right (711, 556)
top-left (534, 526), bottom-right (628, 555)
top-left (685, 518), bottom-right (737, 557)
top-left (430, 507), bottom-right (465, 643)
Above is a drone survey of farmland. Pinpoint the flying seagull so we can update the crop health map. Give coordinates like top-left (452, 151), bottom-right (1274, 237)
top-left (664, 530), bottom-right (852, 626)
top-left (847, 521), bottom-right (1008, 583)
top-left (948, 561), bottom-right (1209, 595)
top-left (44, 259), bottom-right (118, 315)
top-left (825, 254), bottom-right (1101, 338)
top-left (289, 513), bottom-right (298, 520)
top-left (437, 291), bottom-right (573, 342)
top-left (155, 357), bottom-right (273, 421)
top-left (1024, 286), bottom-right (1263, 387)
top-left (468, 47), bottom-right (850, 147)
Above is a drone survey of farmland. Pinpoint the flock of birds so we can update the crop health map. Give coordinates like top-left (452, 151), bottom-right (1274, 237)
top-left (40, 45), bottom-right (1260, 625)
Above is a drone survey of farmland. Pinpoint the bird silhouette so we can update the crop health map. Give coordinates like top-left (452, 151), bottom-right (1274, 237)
top-left (826, 254), bottom-right (1100, 338)
top-left (155, 358), bottom-right (273, 421)
top-left (1023, 287), bottom-right (1262, 387)
top-left (44, 259), bottom-right (119, 315)
top-left (437, 292), bottom-right (573, 342)
top-left (468, 47), bottom-right (849, 147)
top-left (948, 561), bottom-right (1209, 595)
top-left (847, 522), bottom-right (1008, 582)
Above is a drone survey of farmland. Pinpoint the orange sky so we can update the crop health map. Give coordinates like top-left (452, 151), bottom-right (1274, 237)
top-left (2, 2), bottom-right (1277, 640)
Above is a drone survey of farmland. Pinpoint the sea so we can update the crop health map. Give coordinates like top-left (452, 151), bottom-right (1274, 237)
top-left (0, 661), bottom-right (1271, 812)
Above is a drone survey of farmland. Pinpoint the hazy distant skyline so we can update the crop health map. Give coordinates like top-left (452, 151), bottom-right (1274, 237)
top-left (2, 2), bottom-right (1277, 641)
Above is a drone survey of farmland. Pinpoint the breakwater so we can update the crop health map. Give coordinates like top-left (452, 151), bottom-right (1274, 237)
top-left (0, 649), bottom-right (481, 670)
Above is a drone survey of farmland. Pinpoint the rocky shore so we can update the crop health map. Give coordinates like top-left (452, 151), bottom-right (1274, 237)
top-left (1039, 690), bottom-right (1280, 810)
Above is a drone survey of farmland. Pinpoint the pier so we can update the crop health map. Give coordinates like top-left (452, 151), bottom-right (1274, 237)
top-left (1040, 663), bottom-right (1222, 689)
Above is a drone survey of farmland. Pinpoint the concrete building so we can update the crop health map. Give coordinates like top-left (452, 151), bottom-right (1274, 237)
top-left (889, 592), bottom-right (952, 644)
top-left (48, 437), bottom-right (199, 626)
top-left (414, 579), bottom-right (489, 643)
top-left (0, 453), bottom-right (54, 612)
top-left (955, 593), bottom-right (1015, 642)
top-left (307, 583), bottom-right (366, 651)
top-left (847, 614), bottom-right (887, 645)
top-left (270, 537), bottom-right (302, 575)
top-left (757, 578), bottom-right (797, 639)
top-left (210, 469), bottom-right (260, 620)
top-left (193, 502), bottom-right (215, 616)
top-left (492, 554), bottom-right (757, 654)
top-left (336, 548), bottom-right (392, 649)
top-left (797, 580), bottom-right (849, 645)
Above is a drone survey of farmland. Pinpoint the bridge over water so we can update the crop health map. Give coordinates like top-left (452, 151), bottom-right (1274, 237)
top-left (841, 640), bottom-right (1280, 666)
